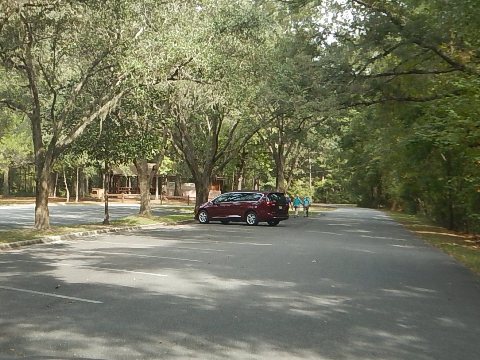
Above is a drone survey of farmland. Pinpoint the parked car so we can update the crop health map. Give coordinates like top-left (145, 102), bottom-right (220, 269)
top-left (195, 191), bottom-right (289, 226)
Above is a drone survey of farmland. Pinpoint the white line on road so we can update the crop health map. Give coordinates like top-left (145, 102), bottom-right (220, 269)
top-left (215, 241), bottom-right (272, 246)
top-left (361, 235), bottom-right (408, 241)
top-left (391, 244), bottom-right (418, 249)
top-left (86, 240), bottom-right (226, 252)
top-left (165, 246), bottom-right (226, 252)
top-left (0, 285), bottom-right (103, 304)
top-left (181, 239), bottom-right (272, 246)
top-left (56, 264), bottom-right (169, 277)
top-left (307, 231), bottom-right (345, 236)
top-left (9, 260), bottom-right (169, 278)
top-left (78, 250), bottom-right (203, 263)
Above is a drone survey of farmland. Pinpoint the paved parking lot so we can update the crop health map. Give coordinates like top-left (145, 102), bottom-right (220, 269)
top-left (1, 208), bottom-right (480, 359)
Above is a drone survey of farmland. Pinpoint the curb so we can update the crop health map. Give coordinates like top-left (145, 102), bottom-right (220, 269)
top-left (0, 220), bottom-right (196, 251)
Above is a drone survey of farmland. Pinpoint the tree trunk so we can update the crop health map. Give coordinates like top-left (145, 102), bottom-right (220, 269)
top-left (85, 175), bottom-right (89, 198)
top-left (237, 174), bottom-right (243, 191)
top-left (135, 159), bottom-right (152, 216)
top-left (75, 167), bottom-right (79, 202)
top-left (2, 168), bottom-right (9, 196)
top-left (194, 174), bottom-right (211, 210)
top-left (160, 176), bottom-right (163, 205)
top-left (63, 169), bottom-right (70, 202)
top-left (103, 165), bottom-right (110, 225)
top-left (34, 164), bottom-right (52, 230)
top-left (275, 153), bottom-right (286, 192)
top-left (52, 172), bottom-right (58, 197)
top-left (174, 174), bottom-right (182, 196)
top-left (236, 148), bottom-right (247, 190)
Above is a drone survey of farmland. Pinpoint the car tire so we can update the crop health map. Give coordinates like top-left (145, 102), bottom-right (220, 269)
top-left (221, 220), bottom-right (230, 225)
top-left (245, 211), bottom-right (258, 226)
top-left (267, 220), bottom-right (280, 226)
top-left (198, 210), bottom-right (209, 224)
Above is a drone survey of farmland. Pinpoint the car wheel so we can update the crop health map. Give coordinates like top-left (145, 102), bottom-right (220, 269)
top-left (221, 220), bottom-right (230, 225)
top-left (198, 210), bottom-right (209, 224)
top-left (267, 220), bottom-right (279, 226)
top-left (245, 211), bottom-right (258, 226)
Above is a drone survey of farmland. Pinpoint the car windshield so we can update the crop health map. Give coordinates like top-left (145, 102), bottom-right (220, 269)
top-left (267, 193), bottom-right (286, 204)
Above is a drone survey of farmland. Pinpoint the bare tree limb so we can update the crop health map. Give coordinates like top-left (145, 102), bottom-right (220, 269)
top-left (0, 98), bottom-right (28, 114)
top-left (339, 91), bottom-right (463, 109)
top-left (360, 68), bottom-right (461, 78)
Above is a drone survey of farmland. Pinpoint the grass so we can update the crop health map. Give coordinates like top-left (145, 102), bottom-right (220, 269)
top-left (0, 224), bottom-right (107, 244)
top-left (111, 213), bottom-right (194, 226)
top-left (388, 211), bottom-right (480, 275)
top-left (0, 196), bottom-right (37, 205)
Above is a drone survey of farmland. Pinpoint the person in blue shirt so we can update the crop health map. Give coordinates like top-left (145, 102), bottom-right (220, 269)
top-left (292, 194), bottom-right (302, 217)
top-left (303, 196), bottom-right (311, 217)
top-left (285, 194), bottom-right (292, 211)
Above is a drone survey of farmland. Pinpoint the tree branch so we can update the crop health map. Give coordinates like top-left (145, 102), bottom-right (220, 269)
top-left (340, 91), bottom-right (463, 109)
top-left (354, 42), bottom-right (406, 76)
top-left (55, 90), bottom-right (125, 154)
top-left (59, 49), bottom-right (111, 121)
top-left (360, 68), bottom-right (461, 78)
top-left (352, 0), bottom-right (478, 76)
top-left (0, 98), bottom-right (28, 114)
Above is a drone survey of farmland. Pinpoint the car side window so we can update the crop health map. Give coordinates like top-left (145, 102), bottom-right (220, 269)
top-left (227, 192), bottom-right (244, 202)
top-left (240, 193), bottom-right (261, 201)
top-left (251, 193), bottom-right (262, 201)
top-left (214, 194), bottom-right (230, 203)
top-left (237, 193), bottom-right (252, 201)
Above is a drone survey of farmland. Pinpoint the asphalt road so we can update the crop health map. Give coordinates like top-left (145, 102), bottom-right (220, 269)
top-left (0, 202), bottom-right (187, 229)
top-left (1, 207), bottom-right (479, 359)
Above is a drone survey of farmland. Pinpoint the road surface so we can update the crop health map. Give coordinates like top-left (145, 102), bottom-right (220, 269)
top-left (0, 202), bottom-right (188, 229)
top-left (1, 207), bottom-right (479, 359)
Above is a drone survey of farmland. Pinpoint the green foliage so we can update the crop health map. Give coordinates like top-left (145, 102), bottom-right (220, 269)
top-left (0, 111), bottom-right (32, 170)
top-left (163, 0), bottom-right (276, 199)
top-left (339, 93), bottom-right (480, 232)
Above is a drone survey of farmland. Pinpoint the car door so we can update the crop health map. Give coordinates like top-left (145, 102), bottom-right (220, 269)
top-left (208, 193), bottom-right (231, 219)
top-left (224, 192), bottom-right (245, 220)
top-left (238, 192), bottom-right (261, 218)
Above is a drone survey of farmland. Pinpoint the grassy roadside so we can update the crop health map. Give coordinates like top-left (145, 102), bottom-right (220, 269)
top-left (388, 211), bottom-right (480, 275)
top-left (0, 213), bottom-right (194, 245)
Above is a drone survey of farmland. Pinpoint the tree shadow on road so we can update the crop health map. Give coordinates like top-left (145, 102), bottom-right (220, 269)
top-left (1, 217), bottom-right (480, 359)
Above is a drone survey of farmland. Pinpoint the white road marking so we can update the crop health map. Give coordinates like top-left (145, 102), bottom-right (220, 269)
top-left (87, 240), bottom-right (159, 247)
top-left (56, 264), bottom-right (169, 277)
top-left (10, 260), bottom-right (168, 278)
top-left (391, 244), bottom-right (417, 249)
top-left (361, 235), bottom-right (408, 241)
top-left (218, 241), bottom-right (272, 246)
top-left (182, 239), bottom-right (272, 246)
top-left (168, 241), bottom-right (272, 247)
top-left (0, 285), bottom-right (103, 304)
top-left (343, 247), bottom-right (376, 254)
top-left (307, 231), bottom-right (345, 236)
top-left (78, 250), bottom-right (203, 263)
top-left (168, 246), bottom-right (225, 252)
top-left (86, 240), bottom-right (226, 252)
